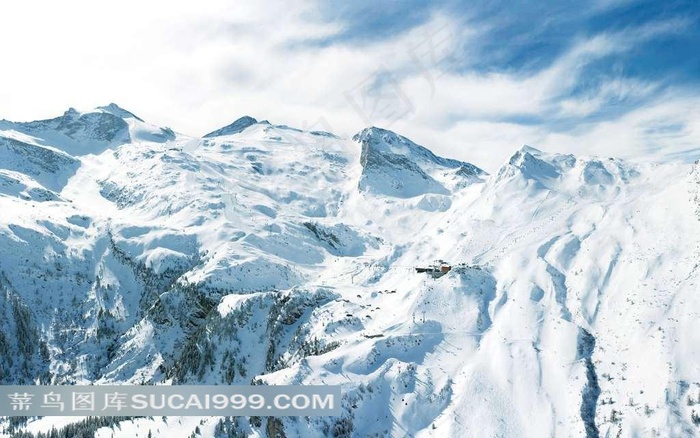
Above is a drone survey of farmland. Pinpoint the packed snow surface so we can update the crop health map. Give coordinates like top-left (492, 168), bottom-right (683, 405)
top-left (1, 105), bottom-right (700, 437)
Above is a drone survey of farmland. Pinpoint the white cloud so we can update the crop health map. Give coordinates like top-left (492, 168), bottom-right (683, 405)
top-left (0, 1), bottom-right (697, 173)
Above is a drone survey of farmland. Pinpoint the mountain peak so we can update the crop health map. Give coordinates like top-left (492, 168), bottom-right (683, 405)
top-left (95, 103), bottom-right (144, 122)
top-left (353, 126), bottom-right (475, 169)
top-left (508, 145), bottom-right (546, 166)
top-left (352, 126), bottom-right (396, 143)
top-left (203, 116), bottom-right (258, 138)
top-left (500, 145), bottom-right (560, 181)
top-left (353, 126), bottom-right (484, 198)
top-left (8, 105), bottom-right (135, 155)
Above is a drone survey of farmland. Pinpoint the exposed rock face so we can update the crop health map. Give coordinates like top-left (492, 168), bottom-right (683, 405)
top-left (354, 126), bottom-right (485, 198)
top-left (203, 116), bottom-right (258, 138)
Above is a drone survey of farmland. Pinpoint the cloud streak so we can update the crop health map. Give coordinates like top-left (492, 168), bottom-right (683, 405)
top-left (0, 0), bottom-right (697, 171)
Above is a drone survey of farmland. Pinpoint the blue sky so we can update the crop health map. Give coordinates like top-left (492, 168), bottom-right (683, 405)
top-left (320, 0), bottom-right (699, 81)
top-left (0, 0), bottom-right (698, 170)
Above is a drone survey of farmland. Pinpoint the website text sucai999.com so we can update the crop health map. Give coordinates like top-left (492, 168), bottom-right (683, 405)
top-left (130, 392), bottom-right (335, 411)
top-left (0, 385), bottom-right (341, 417)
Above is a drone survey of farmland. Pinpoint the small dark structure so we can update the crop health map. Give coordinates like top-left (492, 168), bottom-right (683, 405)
top-left (415, 260), bottom-right (452, 278)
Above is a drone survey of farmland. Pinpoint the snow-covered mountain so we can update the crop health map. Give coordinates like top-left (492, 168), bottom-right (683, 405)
top-left (1, 105), bottom-right (699, 438)
top-left (354, 127), bottom-right (485, 198)
top-left (203, 116), bottom-right (260, 138)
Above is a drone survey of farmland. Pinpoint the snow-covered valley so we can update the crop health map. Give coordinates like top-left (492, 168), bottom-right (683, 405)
top-left (1, 104), bottom-right (699, 437)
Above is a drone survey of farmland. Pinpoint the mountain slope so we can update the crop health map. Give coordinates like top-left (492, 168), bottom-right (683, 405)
top-left (0, 107), bottom-right (699, 438)
top-left (203, 116), bottom-right (259, 138)
top-left (355, 126), bottom-right (485, 198)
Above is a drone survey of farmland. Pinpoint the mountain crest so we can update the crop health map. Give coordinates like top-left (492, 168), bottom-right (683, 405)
top-left (354, 126), bottom-right (484, 198)
top-left (499, 145), bottom-right (560, 180)
top-left (203, 116), bottom-right (258, 138)
top-left (96, 103), bottom-right (144, 122)
top-left (3, 103), bottom-right (178, 156)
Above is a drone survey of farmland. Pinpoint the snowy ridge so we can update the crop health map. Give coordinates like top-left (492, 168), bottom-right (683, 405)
top-left (0, 104), bottom-right (180, 158)
top-left (203, 116), bottom-right (259, 138)
top-left (355, 126), bottom-right (485, 198)
top-left (1, 105), bottom-right (699, 437)
top-left (0, 136), bottom-right (79, 192)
